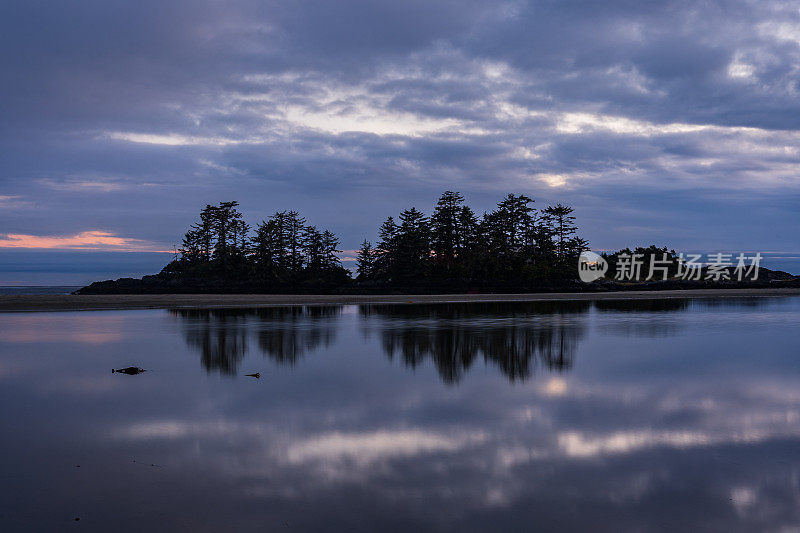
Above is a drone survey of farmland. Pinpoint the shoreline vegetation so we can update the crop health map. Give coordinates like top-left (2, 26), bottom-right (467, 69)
top-left (3, 288), bottom-right (800, 313)
top-left (74, 191), bottom-right (799, 295)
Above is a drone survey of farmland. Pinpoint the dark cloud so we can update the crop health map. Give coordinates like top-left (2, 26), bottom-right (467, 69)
top-left (1, 0), bottom-right (800, 280)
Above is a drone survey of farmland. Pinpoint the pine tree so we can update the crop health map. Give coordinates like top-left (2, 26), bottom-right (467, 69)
top-left (496, 193), bottom-right (535, 251)
top-left (321, 230), bottom-right (341, 270)
top-left (542, 204), bottom-right (577, 260)
top-left (302, 225), bottom-right (324, 272)
top-left (356, 240), bottom-right (374, 280)
top-left (172, 192), bottom-right (587, 290)
top-left (431, 191), bottom-right (465, 263)
top-left (375, 216), bottom-right (398, 279)
top-left (197, 205), bottom-right (217, 261)
top-left (285, 211), bottom-right (306, 275)
top-left (395, 207), bottom-right (430, 280)
top-left (253, 219), bottom-right (279, 276)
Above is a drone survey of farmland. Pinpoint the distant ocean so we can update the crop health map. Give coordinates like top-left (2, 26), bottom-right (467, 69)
top-left (0, 286), bottom-right (82, 295)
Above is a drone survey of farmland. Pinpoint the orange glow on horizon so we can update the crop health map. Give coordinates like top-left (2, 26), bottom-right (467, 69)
top-left (0, 230), bottom-right (171, 252)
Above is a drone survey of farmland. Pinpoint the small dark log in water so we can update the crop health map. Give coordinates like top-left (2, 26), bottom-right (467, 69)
top-left (112, 367), bottom-right (146, 375)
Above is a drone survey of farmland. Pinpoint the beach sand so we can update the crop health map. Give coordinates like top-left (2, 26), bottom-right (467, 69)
top-left (1, 288), bottom-right (799, 312)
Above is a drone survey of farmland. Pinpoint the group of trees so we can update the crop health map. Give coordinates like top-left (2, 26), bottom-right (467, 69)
top-left (169, 191), bottom-right (589, 290)
top-left (356, 191), bottom-right (589, 285)
top-left (175, 201), bottom-right (349, 286)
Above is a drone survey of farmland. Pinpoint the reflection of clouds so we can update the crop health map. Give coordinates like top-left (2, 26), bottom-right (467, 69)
top-left (84, 389), bottom-right (800, 525)
top-left (730, 486), bottom-right (758, 514)
top-left (106, 377), bottom-right (800, 477)
top-left (112, 421), bottom-right (483, 464)
top-left (287, 430), bottom-right (485, 465)
top-left (114, 420), bottom-right (207, 440)
top-left (541, 377), bottom-right (568, 397)
top-left (558, 430), bottom-right (713, 458)
top-left (6, 299), bottom-right (800, 530)
top-left (0, 314), bottom-right (124, 344)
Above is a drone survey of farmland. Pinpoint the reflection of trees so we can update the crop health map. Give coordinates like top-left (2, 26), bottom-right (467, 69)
top-left (252, 307), bottom-right (341, 365)
top-left (172, 309), bottom-right (250, 375)
top-left (593, 299), bottom-right (690, 337)
top-left (359, 302), bottom-right (591, 383)
top-left (172, 299), bottom-right (697, 381)
top-left (171, 306), bottom-right (342, 374)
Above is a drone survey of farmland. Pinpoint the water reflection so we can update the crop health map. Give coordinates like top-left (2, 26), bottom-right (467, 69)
top-left (593, 298), bottom-right (690, 312)
top-left (172, 306), bottom-right (343, 374)
top-left (171, 300), bottom-right (706, 383)
top-left (1, 297), bottom-right (800, 531)
top-left (360, 302), bottom-right (590, 383)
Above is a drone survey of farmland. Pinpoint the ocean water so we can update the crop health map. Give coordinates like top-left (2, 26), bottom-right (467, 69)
top-left (0, 297), bottom-right (799, 531)
top-left (0, 286), bottom-right (81, 295)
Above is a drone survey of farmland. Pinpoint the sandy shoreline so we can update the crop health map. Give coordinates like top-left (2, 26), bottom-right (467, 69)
top-left (0, 288), bottom-right (799, 312)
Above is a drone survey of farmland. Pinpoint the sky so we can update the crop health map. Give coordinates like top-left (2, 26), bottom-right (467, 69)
top-left (1, 0), bottom-right (800, 284)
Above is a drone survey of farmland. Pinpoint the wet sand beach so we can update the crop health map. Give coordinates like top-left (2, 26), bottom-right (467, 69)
top-left (2, 287), bottom-right (799, 312)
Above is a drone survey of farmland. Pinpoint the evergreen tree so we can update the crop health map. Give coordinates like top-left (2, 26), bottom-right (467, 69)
top-left (253, 219), bottom-right (281, 278)
top-left (321, 230), bottom-right (341, 270)
top-left (179, 227), bottom-right (202, 263)
top-left (375, 216), bottom-right (398, 279)
top-left (395, 207), bottom-right (430, 280)
top-left (172, 191), bottom-right (588, 291)
top-left (457, 205), bottom-right (479, 252)
top-left (302, 225), bottom-right (324, 272)
top-left (356, 240), bottom-right (375, 280)
top-left (542, 204), bottom-right (577, 260)
top-left (496, 193), bottom-right (535, 251)
top-left (197, 205), bottom-right (216, 261)
top-left (431, 191), bottom-right (465, 263)
top-left (285, 211), bottom-right (306, 276)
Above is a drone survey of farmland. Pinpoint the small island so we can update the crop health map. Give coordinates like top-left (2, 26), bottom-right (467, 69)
top-left (77, 191), bottom-right (800, 295)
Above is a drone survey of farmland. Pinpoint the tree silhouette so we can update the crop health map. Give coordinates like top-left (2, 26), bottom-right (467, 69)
top-left (542, 204), bottom-right (577, 261)
top-left (431, 191), bottom-right (465, 266)
top-left (167, 190), bottom-right (591, 292)
top-left (173, 299), bottom-right (693, 382)
top-left (172, 306), bottom-right (344, 373)
top-left (359, 301), bottom-right (591, 383)
top-left (375, 216), bottom-right (399, 280)
top-left (356, 240), bottom-right (375, 280)
top-left (395, 208), bottom-right (431, 281)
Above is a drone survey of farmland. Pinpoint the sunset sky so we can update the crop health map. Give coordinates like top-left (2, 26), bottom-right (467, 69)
top-left (2, 0), bottom-right (800, 284)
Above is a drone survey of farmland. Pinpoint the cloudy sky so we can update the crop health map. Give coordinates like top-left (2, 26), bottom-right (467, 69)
top-left (2, 0), bottom-right (800, 283)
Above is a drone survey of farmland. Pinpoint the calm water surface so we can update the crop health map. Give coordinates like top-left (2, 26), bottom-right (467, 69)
top-left (1, 297), bottom-right (799, 531)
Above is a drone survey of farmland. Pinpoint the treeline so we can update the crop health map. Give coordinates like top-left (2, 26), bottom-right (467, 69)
top-left (78, 192), bottom-right (799, 294)
top-left (356, 191), bottom-right (588, 284)
top-left (173, 201), bottom-right (350, 287)
top-left (165, 191), bottom-right (589, 290)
